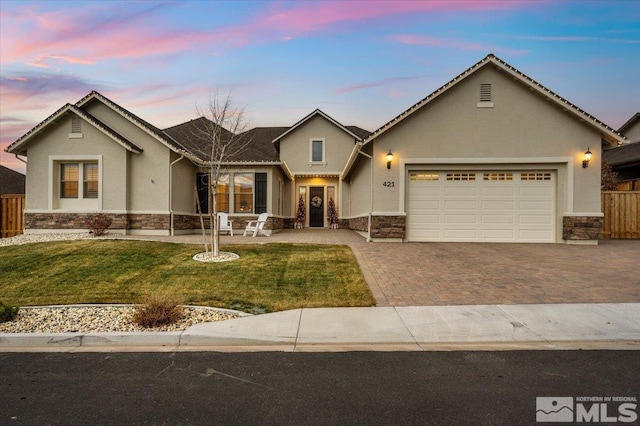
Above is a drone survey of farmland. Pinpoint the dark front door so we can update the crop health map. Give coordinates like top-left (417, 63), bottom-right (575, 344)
top-left (309, 187), bottom-right (324, 227)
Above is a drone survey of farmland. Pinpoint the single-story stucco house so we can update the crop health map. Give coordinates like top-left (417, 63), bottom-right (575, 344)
top-left (5, 54), bottom-right (626, 244)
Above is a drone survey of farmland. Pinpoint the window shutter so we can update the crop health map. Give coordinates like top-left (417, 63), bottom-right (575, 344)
top-left (196, 173), bottom-right (209, 214)
top-left (255, 173), bottom-right (267, 214)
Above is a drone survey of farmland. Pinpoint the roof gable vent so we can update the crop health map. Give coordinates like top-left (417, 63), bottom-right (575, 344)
top-left (478, 83), bottom-right (494, 108)
top-left (70, 115), bottom-right (83, 138)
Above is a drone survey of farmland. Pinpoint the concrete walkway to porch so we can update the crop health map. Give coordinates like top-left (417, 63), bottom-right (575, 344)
top-left (117, 229), bottom-right (640, 307)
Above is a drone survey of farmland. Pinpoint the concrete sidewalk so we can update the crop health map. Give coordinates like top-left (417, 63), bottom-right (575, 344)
top-left (2, 303), bottom-right (639, 352)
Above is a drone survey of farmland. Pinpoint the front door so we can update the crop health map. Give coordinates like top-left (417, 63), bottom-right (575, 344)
top-left (309, 187), bottom-right (324, 227)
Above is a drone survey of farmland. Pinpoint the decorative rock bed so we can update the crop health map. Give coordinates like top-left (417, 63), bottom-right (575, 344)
top-left (0, 305), bottom-right (244, 333)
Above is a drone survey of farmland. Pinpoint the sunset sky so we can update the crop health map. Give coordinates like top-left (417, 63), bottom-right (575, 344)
top-left (1, 0), bottom-right (639, 173)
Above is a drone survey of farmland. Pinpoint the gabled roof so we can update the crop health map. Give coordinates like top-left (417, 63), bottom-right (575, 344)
top-left (618, 112), bottom-right (640, 134)
top-left (0, 165), bottom-right (25, 195)
top-left (76, 91), bottom-right (200, 162)
top-left (361, 54), bottom-right (626, 148)
top-left (271, 109), bottom-right (365, 143)
top-left (5, 103), bottom-right (143, 156)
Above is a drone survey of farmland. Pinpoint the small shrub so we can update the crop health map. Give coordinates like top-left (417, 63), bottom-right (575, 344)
top-left (132, 294), bottom-right (183, 328)
top-left (86, 214), bottom-right (113, 237)
top-left (0, 300), bottom-right (19, 323)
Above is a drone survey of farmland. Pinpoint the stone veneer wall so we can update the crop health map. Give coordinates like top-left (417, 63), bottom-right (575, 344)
top-left (26, 212), bottom-right (170, 232)
top-left (25, 212), bottom-right (128, 230)
top-left (369, 215), bottom-right (405, 239)
top-left (562, 215), bottom-right (603, 241)
top-left (348, 216), bottom-right (369, 232)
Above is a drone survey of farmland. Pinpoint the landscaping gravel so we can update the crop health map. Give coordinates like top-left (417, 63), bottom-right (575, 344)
top-left (0, 305), bottom-right (241, 333)
top-left (0, 232), bottom-right (93, 247)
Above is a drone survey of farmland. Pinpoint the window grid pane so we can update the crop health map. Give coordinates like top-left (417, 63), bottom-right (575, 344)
top-left (60, 164), bottom-right (79, 198)
top-left (83, 163), bottom-right (98, 198)
top-left (312, 140), bottom-right (323, 162)
top-left (215, 174), bottom-right (229, 212)
top-left (234, 173), bottom-right (254, 213)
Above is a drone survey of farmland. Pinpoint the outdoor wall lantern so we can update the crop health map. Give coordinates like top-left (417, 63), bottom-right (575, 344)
top-left (386, 150), bottom-right (394, 169)
top-left (582, 148), bottom-right (592, 168)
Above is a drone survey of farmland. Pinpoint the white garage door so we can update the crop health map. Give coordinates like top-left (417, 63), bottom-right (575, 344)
top-left (407, 171), bottom-right (555, 242)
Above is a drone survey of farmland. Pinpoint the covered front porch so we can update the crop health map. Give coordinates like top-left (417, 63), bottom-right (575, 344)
top-left (292, 175), bottom-right (341, 228)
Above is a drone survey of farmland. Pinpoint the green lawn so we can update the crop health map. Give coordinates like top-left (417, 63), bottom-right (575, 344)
top-left (0, 240), bottom-right (375, 313)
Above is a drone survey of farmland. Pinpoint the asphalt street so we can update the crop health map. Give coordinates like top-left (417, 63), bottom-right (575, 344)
top-left (1, 351), bottom-right (638, 425)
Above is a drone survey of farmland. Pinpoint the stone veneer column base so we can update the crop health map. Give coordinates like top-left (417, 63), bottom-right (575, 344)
top-left (562, 215), bottom-right (603, 243)
top-left (348, 215), bottom-right (406, 240)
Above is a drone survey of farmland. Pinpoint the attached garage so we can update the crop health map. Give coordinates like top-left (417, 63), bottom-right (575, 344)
top-left (406, 170), bottom-right (555, 242)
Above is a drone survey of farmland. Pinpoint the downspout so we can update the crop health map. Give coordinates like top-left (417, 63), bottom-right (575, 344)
top-left (356, 147), bottom-right (373, 242)
top-left (14, 154), bottom-right (27, 165)
top-left (169, 155), bottom-right (185, 236)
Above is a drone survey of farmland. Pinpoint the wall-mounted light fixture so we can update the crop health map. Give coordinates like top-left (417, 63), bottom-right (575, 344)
top-left (386, 150), bottom-right (394, 169)
top-left (582, 148), bottom-right (592, 168)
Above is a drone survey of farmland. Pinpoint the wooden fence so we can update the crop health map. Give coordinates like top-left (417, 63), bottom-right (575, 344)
top-left (601, 191), bottom-right (640, 239)
top-left (1, 194), bottom-right (25, 238)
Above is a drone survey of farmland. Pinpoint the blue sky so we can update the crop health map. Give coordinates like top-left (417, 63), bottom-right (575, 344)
top-left (1, 0), bottom-right (639, 172)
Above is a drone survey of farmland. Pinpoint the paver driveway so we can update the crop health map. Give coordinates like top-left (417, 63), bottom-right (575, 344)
top-left (137, 230), bottom-right (640, 307)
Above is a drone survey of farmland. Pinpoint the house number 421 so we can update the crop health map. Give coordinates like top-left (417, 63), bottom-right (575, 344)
top-left (383, 181), bottom-right (395, 187)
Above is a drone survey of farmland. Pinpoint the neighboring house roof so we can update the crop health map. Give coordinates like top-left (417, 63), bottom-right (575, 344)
top-left (0, 165), bottom-right (25, 195)
top-left (5, 103), bottom-right (143, 156)
top-left (271, 109), bottom-right (367, 143)
top-left (602, 141), bottom-right (640, 168)
top-left (360, 54), bottom-right (626, 148)
top-left (618, 113), bottom-right (640, 134)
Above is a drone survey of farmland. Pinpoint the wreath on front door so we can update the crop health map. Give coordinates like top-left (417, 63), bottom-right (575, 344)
top-left (311, 195), bottom-right (322, 208)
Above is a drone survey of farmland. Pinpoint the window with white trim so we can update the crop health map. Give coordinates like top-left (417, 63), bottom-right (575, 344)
top-left (311, 139), bottom-right (324, 162)
top-left (60, 162), bottom-right (99, 199)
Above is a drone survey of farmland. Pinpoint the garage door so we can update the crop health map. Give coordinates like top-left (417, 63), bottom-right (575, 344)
top-left (407, 171), bottom-right (555, 242)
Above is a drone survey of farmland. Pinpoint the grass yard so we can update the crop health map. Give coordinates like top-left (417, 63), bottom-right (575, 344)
top-left (0, 240), bottom-right (375, 313)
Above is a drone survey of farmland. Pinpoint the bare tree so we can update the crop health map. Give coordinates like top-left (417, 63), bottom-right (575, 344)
top-left (189, 90), bottom-right (253, 259)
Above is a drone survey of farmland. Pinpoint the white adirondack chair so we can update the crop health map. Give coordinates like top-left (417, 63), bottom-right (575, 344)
top-left (243, 212), bottom-right (269, 237)
top-left (217, 212), bottom-right (234, 236)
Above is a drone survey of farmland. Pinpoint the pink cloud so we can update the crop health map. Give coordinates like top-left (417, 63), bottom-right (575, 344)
top-left (26, 55), bottom-right (97, 69)
top-left (391, 34), bottom-right (528, 55)
top-left (1, 1), bottom-right (538, 69)
top-left (249, 1), bottom-right (530, 36)
top-left (335, 75), bottom-right (426, 94)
